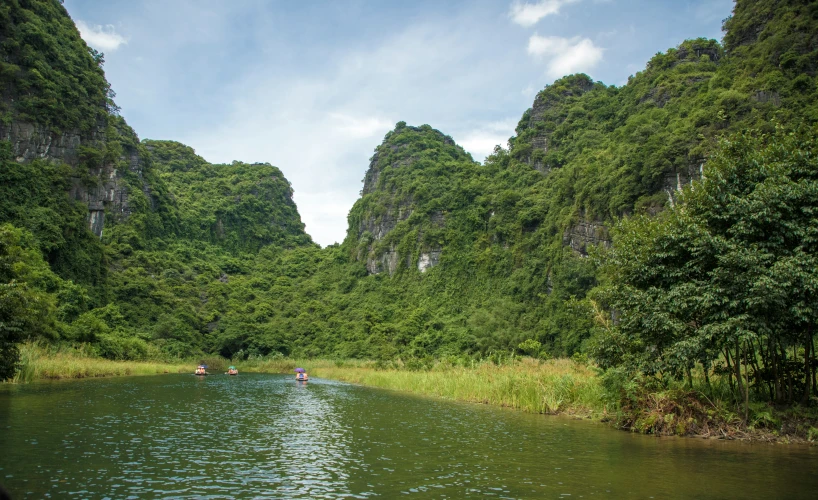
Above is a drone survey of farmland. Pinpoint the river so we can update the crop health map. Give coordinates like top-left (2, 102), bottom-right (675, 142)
top-left (0, 374), bottom-right (816, 498)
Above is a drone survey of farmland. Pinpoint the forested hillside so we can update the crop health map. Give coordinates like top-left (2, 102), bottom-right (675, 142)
top-left (1, 0), bottom-right (817, 410)
top-left (0, 0), bottom-right (313, 375)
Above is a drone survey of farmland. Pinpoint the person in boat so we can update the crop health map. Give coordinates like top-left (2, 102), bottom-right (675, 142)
top-left (195, 365), bottom-right (207, 375)
top-left (227, 366), bottom-right (238, 375)
top-left (295, 368), bottom-right (308, 381)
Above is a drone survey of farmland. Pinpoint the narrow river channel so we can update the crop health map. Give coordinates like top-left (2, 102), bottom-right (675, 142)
top-left (1, 374), bottom-right (816, 498)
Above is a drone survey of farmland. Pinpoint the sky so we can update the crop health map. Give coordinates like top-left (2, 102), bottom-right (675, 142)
top-left (64, 0), bottom-right (734, 247)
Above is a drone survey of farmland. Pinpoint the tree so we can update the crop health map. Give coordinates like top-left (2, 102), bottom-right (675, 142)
top-left (0, 224), bottom-right (57, 379)
top-left (593, 125), bottom-right (818, 408)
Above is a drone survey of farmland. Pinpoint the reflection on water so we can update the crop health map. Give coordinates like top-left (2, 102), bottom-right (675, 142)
top-left (1, 374), bottom-right (816, 498)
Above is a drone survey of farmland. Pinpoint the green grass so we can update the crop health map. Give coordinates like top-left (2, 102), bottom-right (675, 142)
top-left (11, 346), bottom-right (815, 443)
top-left (302, 357), bottom-right (606, 417)
top-left (9, 342), bottom-right (191, 383)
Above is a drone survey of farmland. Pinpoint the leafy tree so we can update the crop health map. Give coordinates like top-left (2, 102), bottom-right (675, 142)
top-left (593, 125), bottom-right (818, 408)
top-left (0, 224), bottom-right (57, 378)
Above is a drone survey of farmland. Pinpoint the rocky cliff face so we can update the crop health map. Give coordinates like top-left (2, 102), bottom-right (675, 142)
top-left (563, 219), bottom-right (610, 256)
top-left (518, 75), bottom-right (597, 174)
top-left (349, 123), bottom-right (471, 275)
top-left (0, 0), bottom-right (161, 239)
top-left (1, 118), bottom-right (152, 237)
top-left (0, 121), bottom-right (88, 165)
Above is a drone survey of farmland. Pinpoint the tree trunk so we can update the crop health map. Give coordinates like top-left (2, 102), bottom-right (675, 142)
top-left (803, 324), bottom-right (813, 404)
top-left (779, 341), bottom-right (791, 403)
top-left (749, 341), bottom-right (764, 394)
top-left (744, 341), bottom-right (750, 423)
top-left (755, 338), bottom-right (773, 401)
top-left (724, 347), bottom-right (735, 397)
top-left (772, 337), bottom-right (782, 403)
top-left (734, 339), bottom-right (745, 413)
top-left (810, 335), bottom-right (818, 394)
top-left (703, 361), bottom-right (712, 393)
top-left (686, 365), bottom-right (693, 390)
top-left (790, 344), bottom-right (798, 403)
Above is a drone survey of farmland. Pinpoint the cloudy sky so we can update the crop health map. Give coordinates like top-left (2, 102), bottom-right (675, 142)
top-left (64, 0), bottom-right (733, 246)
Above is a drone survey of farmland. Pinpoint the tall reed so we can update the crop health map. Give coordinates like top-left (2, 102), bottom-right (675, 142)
top-left (8, 342), bottom-right (190, 382)
top-left (306, 357), bottom-right (605, 417)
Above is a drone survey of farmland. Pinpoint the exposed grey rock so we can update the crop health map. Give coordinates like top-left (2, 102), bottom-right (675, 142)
top-left (752, 90), bottom-right (781, 106)
top-left (0, 121), bottom-right (90, 165)
top-left (663, 160), bottom-right (704, 207)
top-left (366, 245), bottom-right (400, 276)
top-left (1, 119), bottom-right (147, 237)
top-left (563, 219), bottom-right (610, 256)
top-left (639, 86), bottom-right (671, 108)
top-left (417, 249), bottom-right (441, 273)
top-left (674, 44), bottom-right (721, 63)
top-left (358, 203), bottom-right (413, 241)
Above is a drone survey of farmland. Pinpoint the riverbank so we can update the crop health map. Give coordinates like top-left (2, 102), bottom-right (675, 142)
top-left (8, 343), bottom-right (190, 382)
top-left (283, 358), bottom-right (818, 444)
top-left (9, 348), bottom-right (816, 443)
top-left (306, 357), bottom-right (604, 416)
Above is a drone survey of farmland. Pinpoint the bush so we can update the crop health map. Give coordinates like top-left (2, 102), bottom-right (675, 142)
top-left (95, 334), bottom-right (149, 361)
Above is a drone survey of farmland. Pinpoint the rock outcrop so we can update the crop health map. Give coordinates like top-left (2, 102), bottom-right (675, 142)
top-left (663, 161), bottom-right (704, 208)
top-left (1, 118), bottom-right (151, 237)
top-left (563, 219), bottom-right (611, 256)
top-left (417, 249), bottom-right (441, 273)
top-left (517, 74), bottom-right (597, 174)
top-left (350, 124), bottom-right (471, 275)
top-left (0, 121), bottom-right (88, 165)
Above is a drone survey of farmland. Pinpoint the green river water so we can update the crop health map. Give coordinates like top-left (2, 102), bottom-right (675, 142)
top-left (0, 374), bottom-right (816, 499)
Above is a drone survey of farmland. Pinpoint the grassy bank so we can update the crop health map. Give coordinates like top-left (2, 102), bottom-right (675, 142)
top-left (301, 358), bottom-right (606, 417)
top-left (265, 358), bottom-right (817, 443)
top-left (9, 347), bottom-right (816, 443)
top-left (9, 343), bottom-right (191, 383)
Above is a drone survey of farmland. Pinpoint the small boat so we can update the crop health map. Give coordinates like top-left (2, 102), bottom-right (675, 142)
top-left (194, 364), bottom-right (208, 376)
top-left (227, 366), bottom-right (238, 375)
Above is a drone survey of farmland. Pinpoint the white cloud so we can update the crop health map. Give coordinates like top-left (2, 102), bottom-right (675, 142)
top-left (508, 0), bottom-right (579, 27)
top-left (176, 17), bottom-right (531, 247)
top-left (328, 113), bottom-right (393, 139)
top-left (457, 120), bottom-right (516, 161)
top-left (521, 83), bottom-right (538, 98)
top-left (459, 131), bottom-right (508, 160)
top-left (527, 35), bottom-right (603, 78)
top-left (75, 20), bottom-right (127, 52)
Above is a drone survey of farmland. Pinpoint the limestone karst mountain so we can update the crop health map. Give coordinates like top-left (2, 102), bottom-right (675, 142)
top-left (1, 0), bottom-right (817, 371)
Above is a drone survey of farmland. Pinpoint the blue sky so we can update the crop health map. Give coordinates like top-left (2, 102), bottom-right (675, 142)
top-left (64, 0), bottom-right (734, 246)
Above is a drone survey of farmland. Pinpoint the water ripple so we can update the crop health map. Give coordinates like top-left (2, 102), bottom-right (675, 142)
top-left (1, 374), bottom-right (817, 498)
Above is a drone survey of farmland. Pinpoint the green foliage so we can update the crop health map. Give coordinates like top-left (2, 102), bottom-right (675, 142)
top-left (0, 140), bottom-right (106, 289)
top-left (0, 0), bottom-right (115, 131)
top-left (3, 0), bottom-right (818, 408)
top-left (0, 223), bottom-right (57, 378)
top-left (594, 125), bottom-right (818, 408)
top-left (517, 339), bottom-right (542, 356)
top-left (146, 140), bottom-right (313, 252)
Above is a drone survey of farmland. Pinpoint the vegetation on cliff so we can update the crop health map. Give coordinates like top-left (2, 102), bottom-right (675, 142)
top-left (0, 0), bottom-right (116, 130)
top-left (1, 0), bottom-right (817, 438)
top-left (594, 126), bottom-right (818, 409)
